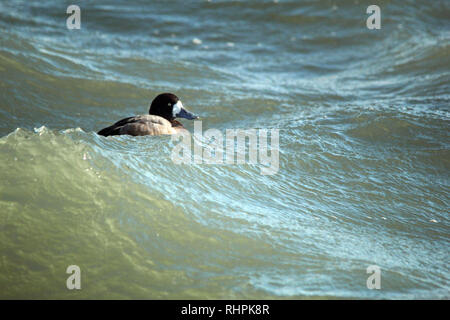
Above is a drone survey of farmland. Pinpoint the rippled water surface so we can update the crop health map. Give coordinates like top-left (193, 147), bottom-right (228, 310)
top-left (0, 0), bottom-right (449, 299)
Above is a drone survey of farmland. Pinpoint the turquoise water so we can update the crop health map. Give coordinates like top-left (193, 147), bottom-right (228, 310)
top-left (0, 0), bottom-right (449, 299)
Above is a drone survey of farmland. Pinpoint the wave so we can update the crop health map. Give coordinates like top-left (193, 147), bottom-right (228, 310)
top-left (1, 0), bottom-right (449, 299)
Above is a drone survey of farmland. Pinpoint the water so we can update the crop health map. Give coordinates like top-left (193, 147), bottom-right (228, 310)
top-left (0, 0), bottom-right (449, 299)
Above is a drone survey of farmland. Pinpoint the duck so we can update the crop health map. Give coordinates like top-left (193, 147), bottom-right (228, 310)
top-left (97, 93), bottom-right (198, 136)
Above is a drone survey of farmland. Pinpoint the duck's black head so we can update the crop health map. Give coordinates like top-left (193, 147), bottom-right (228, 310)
top-left (149, 93), bottom-right (198, 121)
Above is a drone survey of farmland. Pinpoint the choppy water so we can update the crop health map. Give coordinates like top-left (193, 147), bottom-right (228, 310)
top-left (0, 0), bottom-right (449, 299)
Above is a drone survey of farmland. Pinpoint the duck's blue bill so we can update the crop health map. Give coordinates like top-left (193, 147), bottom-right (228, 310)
top-left (176, 108), bottom-right (199, 120)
